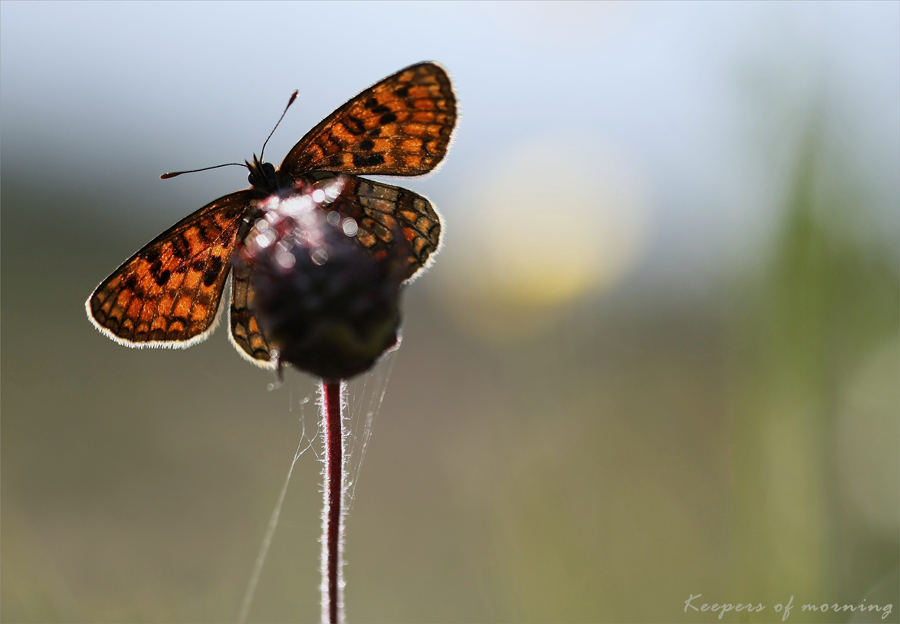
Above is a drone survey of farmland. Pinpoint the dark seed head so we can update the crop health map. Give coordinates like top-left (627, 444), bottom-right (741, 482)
top-left (237, 181), bottom-right (407, 381)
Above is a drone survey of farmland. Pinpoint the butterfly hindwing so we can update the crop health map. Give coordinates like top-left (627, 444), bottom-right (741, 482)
top-left (301, 172), bottom-right (443, 281)
top-left (281, 62), bottom-right (457, 178)
top-left (229, 258), bottom-right (277, 368)
top-left (86, 190), bottom-right (256, 346)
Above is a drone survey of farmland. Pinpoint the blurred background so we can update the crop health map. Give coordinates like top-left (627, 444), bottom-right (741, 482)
top-left (2, 2), bottom-right (898, 622)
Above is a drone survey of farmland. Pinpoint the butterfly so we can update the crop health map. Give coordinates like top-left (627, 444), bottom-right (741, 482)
top-left (86, 62), bottom-right (456, 369)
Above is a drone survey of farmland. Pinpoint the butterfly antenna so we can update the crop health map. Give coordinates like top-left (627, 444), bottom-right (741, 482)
top-left (160, 162), bottom-right (246, 180)
top-left (259, 90), bottom-right (299, 162)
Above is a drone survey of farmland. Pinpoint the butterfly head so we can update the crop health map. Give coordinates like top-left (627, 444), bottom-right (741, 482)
top-left (246, 154), bottom-right (280, 193)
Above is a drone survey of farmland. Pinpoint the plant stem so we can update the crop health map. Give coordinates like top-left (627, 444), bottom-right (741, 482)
top-left (320, 380), bottom-right (345, 624)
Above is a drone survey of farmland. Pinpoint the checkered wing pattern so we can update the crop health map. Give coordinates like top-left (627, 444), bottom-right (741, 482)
top-left (86, 191), bottom-right (256, 346)
top-left (281, 62), bottom-right (456, 178)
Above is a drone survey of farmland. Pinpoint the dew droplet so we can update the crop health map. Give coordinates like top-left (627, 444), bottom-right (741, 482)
top-left (326, 211), bottom-right (341, 226)
top-left (256, 230), bottom-right (275, 248)
top-left (281, 196), bottom-right (303, 217)
top-left (299, 210), bottom-right (317, 227)
top-left (311, 249), bottom-right (328, 265)
top-left (276, 248), bottom-right (296, 269)
top-left (341, 218), bottom-right (358, 237)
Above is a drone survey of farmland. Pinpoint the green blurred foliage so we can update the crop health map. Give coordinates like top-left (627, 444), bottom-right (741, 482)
top-left (729, 126), bottom-right (899, 619)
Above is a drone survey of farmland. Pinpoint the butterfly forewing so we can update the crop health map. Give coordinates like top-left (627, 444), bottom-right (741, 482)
top-left (87, 190), bottom-right (257, 346)
top-left (281, 62), bottom-right (456, 178)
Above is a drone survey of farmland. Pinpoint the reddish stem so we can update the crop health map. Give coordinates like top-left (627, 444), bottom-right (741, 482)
top-left (321, 380), bottom-right (345, 623)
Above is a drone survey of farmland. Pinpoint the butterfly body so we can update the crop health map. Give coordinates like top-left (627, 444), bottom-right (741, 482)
top-left (245, 155), bottom-right (286, 194)
top-left (87, 62), bottom-right (456, 369)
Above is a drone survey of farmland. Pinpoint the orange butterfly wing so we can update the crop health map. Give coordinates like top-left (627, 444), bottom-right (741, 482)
top-left (229, 256), bottom-right (278, 368)
top-left (303, 172), bottom-right (442, 279)
top-left (280, 62), bottom-right (457, 178)
top-left (87, 190), bottom-right (257, 347)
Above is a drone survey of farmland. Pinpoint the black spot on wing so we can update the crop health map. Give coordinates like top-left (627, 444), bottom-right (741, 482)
top-left (352, 153), bottom-right (385, 167)
top-left (172, 236), bottom-right (190, 259)
top-left (344, 115), bottom-right (366, 135)
top-left (203, 256), bottom-right (224, 287)
top-left (154, 269), bottom-right (171, 287)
